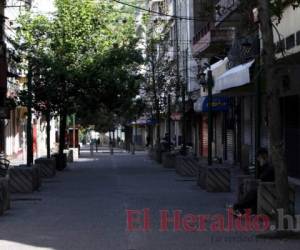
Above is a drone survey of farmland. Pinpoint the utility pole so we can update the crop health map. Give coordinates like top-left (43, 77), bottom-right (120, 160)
top-left (255, 35), bottom-right (262, 177)
top-left (258, 0), bottom-right (289, 214)
top-left (167, 94), bottom-right (171, 151)
top-left (174, 0), bottom-right (186, 154)
top-left (46, 108), bottom-right (51, 158)
top-left (207, 69), bottom-right (213, 166)
top-left (150, 49), bottom-right (160, 147)
top-left (26, 62), bottom-right (33, 165)
top-left (0, 0), bottom-right (7, 154)
top-left (73, 114), bottom-right (76, 148)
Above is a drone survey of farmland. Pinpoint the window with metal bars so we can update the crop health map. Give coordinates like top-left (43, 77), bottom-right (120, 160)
top-left (286, 34), bottom-right (295, 50)
top-left (296, 31), bottom-right (300, 46)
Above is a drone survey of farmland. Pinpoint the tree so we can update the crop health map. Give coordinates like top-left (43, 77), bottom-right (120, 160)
top-left (257, 0), bottom-right (299, 217)
top-left (76, 42), bottom-right (144, 132)
top-left (16, 14), bottom-right (54, 165)
top-left (142, 19), bottom-right (177, 148)
top-left (15, 0), bottom-right (143, 166)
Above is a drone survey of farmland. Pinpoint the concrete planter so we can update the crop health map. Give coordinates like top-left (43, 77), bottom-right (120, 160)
top-left (69, 148), bottom-right (79, 161)
top-left (197, 164), bottom-right (207, 189)
top-left (197, 164), bottom-right (231, 192)
top-left (66, 149), bottom-right (74, 163)
top-left (162, 152), bottom-right (176, 168)
top-left (35, 157), bottom-right (56, 178)
top-left (8, 165), bottom-right (41, 193)
top-left (52, 153), bottom-right (67, 171)
top-left (257, 182), bottom-right (295, 219)
top-left (0, 177), bottom-right (11, 215)
top-left (175, 155), bottom-right (199, 177)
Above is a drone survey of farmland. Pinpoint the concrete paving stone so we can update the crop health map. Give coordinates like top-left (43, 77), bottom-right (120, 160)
top-left (0, 147), bottom-right (299, 249)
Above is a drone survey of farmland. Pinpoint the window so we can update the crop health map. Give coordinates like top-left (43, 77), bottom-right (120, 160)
top-left (286, 34), bottom-right (295, 50)
top-left (296, 31), bottom-right (300, 46)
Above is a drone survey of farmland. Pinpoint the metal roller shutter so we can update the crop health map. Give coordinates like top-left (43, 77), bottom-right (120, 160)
top-left (200, 115), bottom-right (208, 157)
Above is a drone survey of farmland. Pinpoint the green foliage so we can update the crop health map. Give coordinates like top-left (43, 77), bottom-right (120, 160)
top-left (76, 43), bottom-right (144, 131)
top-left (14, 0), bottom-right (144, 131)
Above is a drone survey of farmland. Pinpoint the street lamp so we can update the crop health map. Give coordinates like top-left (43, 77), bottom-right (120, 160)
top-left (241, 37), bottom-right (261, 178)
top-left (197, 62), bottom-right (213, 166)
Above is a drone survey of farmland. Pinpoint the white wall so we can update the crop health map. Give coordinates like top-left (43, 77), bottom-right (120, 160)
top-left (176, 0), bottom-right (199, 93)
top-left (36, 117), bottom-right (57, 158)
top-left (273, 5), bottom-right (300, 58)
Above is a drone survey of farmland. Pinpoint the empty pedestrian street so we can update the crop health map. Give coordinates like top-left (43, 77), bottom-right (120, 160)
top-left (1, 149), bottom-right (299, 250)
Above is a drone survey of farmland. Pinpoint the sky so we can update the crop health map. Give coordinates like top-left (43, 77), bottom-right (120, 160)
top-left (32, 0), bottom-right (56, 14)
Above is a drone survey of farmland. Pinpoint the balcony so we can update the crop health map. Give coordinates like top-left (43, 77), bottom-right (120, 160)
top-left (215, 0), bottom-right (240, 26)
top-left (192, 23), bottom-right (236, 57)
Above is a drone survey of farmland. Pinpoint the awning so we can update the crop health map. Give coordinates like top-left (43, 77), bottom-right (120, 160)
top-left (131, 117), bottom-right (156, 126)
top-left (194, 96), bottom-right (229, 113)
top-left (207, 57), bottom-right (229, 81)
top-left (203, 57), bottom-right (228, 94)
top-left (214, 60), bottom-right (255, 94)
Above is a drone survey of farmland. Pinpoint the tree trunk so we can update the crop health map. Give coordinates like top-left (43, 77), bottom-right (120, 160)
top-left (0, 1), bottom-right (7, 154)
top-left (26, 64), bottom-right (33, 166)
top-left (155, 104), bottom-right (160, 147)
top-left (258, 0), bottom-right (289, 213)
top-left (58, 109), bottom-right (67, 170)
top-left (46, 109), bottom-right (51, 159)
top-left (150, 54), bottom-right (161, 146)
top-left (59, 110), bottom-right (67, 156)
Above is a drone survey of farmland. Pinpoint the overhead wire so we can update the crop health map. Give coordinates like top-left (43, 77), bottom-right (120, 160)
top-left (111, 0), bottom-right (242, 23)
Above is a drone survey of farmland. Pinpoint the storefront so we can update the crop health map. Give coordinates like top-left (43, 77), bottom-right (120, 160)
top-left (194, 96), bottom-right (230, 161)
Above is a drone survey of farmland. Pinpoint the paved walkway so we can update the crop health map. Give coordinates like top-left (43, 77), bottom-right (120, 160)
top-left (0, 149), bottom-right (299, 250)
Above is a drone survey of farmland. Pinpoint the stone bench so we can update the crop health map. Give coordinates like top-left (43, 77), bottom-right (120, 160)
top-left (8, 165), bottom-right (41, 193)
top-left (35, 157), bottom-right (56, 178)
top-left (197, 164), bottom-right (231, 192)
top-left (175, 156), bottom-right (199, 177)
top-left (257, 182), bottom-right (295, 219)
top-left (0, 177), bottom-right (11, 215)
